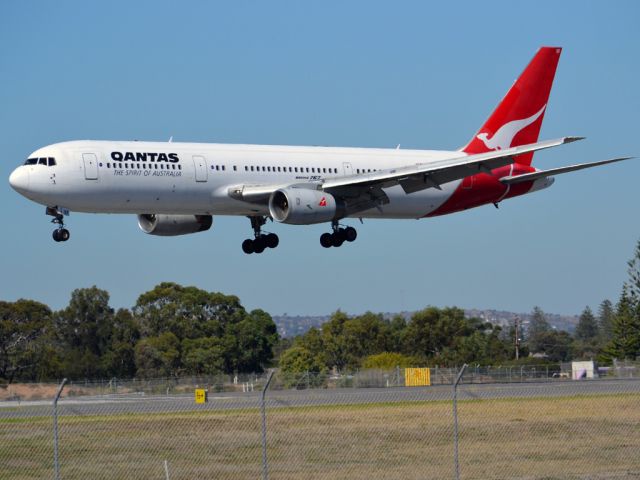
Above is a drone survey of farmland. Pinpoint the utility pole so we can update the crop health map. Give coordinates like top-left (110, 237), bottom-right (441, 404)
top-left (514, 316), bottom-right (520, 360)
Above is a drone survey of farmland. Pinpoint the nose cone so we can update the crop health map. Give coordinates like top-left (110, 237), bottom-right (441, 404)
top-left (9, 167), bottom-right (29, 195)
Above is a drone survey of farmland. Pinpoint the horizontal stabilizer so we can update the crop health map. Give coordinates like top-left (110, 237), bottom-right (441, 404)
top-left (499, 157), bottom-right (634, 185)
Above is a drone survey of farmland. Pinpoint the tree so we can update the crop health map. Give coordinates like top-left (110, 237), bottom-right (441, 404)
top-left (575, 306), bottom-right (598, 342)
top-left (182, 337), bottom-right (224, 375)
top-left (100, 309), bottom-right (140, 378)
top-left (134, 332), bottom-right (181, 377)
top-left (279, 346), bottom-right (324, 373)
top-left (362, 352), bottom-right (419, 369)
top-left (601, 241), bottom-right (640, 362)
top-left (526, 306), bottom-right (551, 353)
top-left (223, 309), bottom-right (278, 373)
top-left (55, 287), bottom-right (115, 379)
top-left (626, 239), bottom-right (640, 302)
top-left (133, 282), bottom-right (245, 339)
top-left (602, 287), bottom-right (640, 361)
top-left (597, 299), bottom-right (615, 344)
top-left (402, 307), bottom-right (468, 359)
top-left (0, 300), bottom-right (56, 382)
top-left (536, 330), bottom-right (573, 362)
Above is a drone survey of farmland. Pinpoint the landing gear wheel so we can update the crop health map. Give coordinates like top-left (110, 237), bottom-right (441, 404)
top-left (244, 216), bottom-right (279, 254)
top-left (344, 227), bottom-right (357, 242)
top-left (265, 233), bottom-right (279, 249)
top-left (242, 239), bottom-right (254, 254)
top-left (47, 207), bottom-right (70, 243)
top-left (253, 236), bottom-right (266, 254)
top-left (52, 228), bottom-right (70, 242)
top-left (320, 233), bottom-right (333, 248)
top-left (331, 233), bottom-right (344, 248)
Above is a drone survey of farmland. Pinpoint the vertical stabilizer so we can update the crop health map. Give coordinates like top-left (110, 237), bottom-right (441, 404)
top-left (462, 47), bottom-right (562, 166)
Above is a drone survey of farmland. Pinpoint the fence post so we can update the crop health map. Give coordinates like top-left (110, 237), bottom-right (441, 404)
top-left (453, 364), bottom-right (467, 480)
top-left (53, 378), bottom-right (67, 480)
top-left (261, 371), bottom-right (275, 480)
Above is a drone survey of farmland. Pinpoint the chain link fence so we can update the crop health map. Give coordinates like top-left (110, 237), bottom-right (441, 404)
top-left (1, 364), bottom-right (639, 479)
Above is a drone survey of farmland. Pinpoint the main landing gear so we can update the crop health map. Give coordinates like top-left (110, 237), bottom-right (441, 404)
top-left (242, 216), bottom-right (279, 254)
top-left (46, 206), bottom-right (70, 242)
top-left (320, 221), bottom-right (357, 248)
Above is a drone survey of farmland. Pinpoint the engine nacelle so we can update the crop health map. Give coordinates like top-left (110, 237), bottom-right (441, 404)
top-left (137, 214), bottom-right (213, 236)
top-left (269, 187), bottom-right (341, 225)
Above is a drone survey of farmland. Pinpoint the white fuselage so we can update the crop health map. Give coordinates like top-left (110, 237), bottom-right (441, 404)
top-left (11, 140), bottom-right (467, 219)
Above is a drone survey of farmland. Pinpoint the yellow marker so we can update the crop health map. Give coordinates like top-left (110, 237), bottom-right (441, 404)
top-left (405, 368), bottom-right (431, 386)
top-left (195, 388), bottom-right (207, 404)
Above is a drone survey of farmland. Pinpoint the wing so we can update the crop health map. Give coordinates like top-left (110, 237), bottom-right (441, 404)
top-left (229, 136), bottom-right (582, 207)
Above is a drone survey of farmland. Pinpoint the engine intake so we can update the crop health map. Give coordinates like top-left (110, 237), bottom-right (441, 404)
top-left (137, 214), bottom-right (213, 236)
top-left (269, 187), bottom-right (341, 225)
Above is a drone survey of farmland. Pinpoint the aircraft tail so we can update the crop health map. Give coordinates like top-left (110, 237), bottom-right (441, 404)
top-left (461, 47), bottom-right (562, 166)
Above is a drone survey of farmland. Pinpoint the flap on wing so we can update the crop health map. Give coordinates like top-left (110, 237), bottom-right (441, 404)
top-left (323, 136), bottom-right (582, 195)
top-left (499, 156), bottom-right (633, 185)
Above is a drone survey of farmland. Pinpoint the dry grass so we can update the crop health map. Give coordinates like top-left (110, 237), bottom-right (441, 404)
top-left (1, 394), bottom-right (639, 479)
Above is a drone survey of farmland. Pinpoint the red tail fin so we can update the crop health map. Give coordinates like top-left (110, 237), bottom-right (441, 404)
top-left (462, 47), bottom-right (562, 166)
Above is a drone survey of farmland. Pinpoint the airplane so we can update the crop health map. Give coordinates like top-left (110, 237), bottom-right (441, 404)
top-left (8, 46), bottom-right (632, 254)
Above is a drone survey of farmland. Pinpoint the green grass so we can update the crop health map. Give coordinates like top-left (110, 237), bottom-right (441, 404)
top-left (0, 394), bottom-right (639, 479)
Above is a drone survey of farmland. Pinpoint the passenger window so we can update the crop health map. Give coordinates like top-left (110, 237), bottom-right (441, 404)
top-left (125, 163), bottom-right (128, 168)
top-left (178, 165), bottom-right (182, 170)
top-left (172, 164), bottom-right (176, 170)
top-left (222, 165), bottom-right (226, 171)
top-left (99, 163), bottom-right (103, 167)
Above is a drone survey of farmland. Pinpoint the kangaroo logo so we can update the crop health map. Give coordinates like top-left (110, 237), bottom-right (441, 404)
top-left (318, 197), bottom-right (327, 207)
top-left (477, 105), bottom-right (546, 150)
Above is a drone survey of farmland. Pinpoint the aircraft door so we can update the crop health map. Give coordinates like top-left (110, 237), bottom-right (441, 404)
top-left (82, 153), bottom-right (98, 180)
top-left (192, 155), bottom-right (208, 182)
top-left (342, 162), bottom-right (353, 176)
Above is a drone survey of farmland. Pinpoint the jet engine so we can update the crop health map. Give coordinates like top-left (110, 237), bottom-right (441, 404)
top-left (137, 214), bottom-right (213, 236)
top-left (269, 187), bottom-right (342, 225)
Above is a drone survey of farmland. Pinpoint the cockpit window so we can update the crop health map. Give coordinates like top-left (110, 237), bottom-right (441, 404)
top-left (24, 157), bottom-right (56, 166)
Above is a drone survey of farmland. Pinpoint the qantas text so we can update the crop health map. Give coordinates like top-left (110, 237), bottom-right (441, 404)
top-left (111, 152), bottom-right (179, 163)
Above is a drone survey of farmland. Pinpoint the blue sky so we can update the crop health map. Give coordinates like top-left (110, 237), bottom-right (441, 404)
top-left (1, 1), bottom-right (639, 317)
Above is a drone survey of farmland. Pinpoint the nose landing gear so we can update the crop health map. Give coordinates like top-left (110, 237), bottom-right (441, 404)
top-left (320, 221), bottom-right (357, 248)
top-left (47, 206), bottom-right (70, 242)
top-left (242, 216), bottom-right (279, 254)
